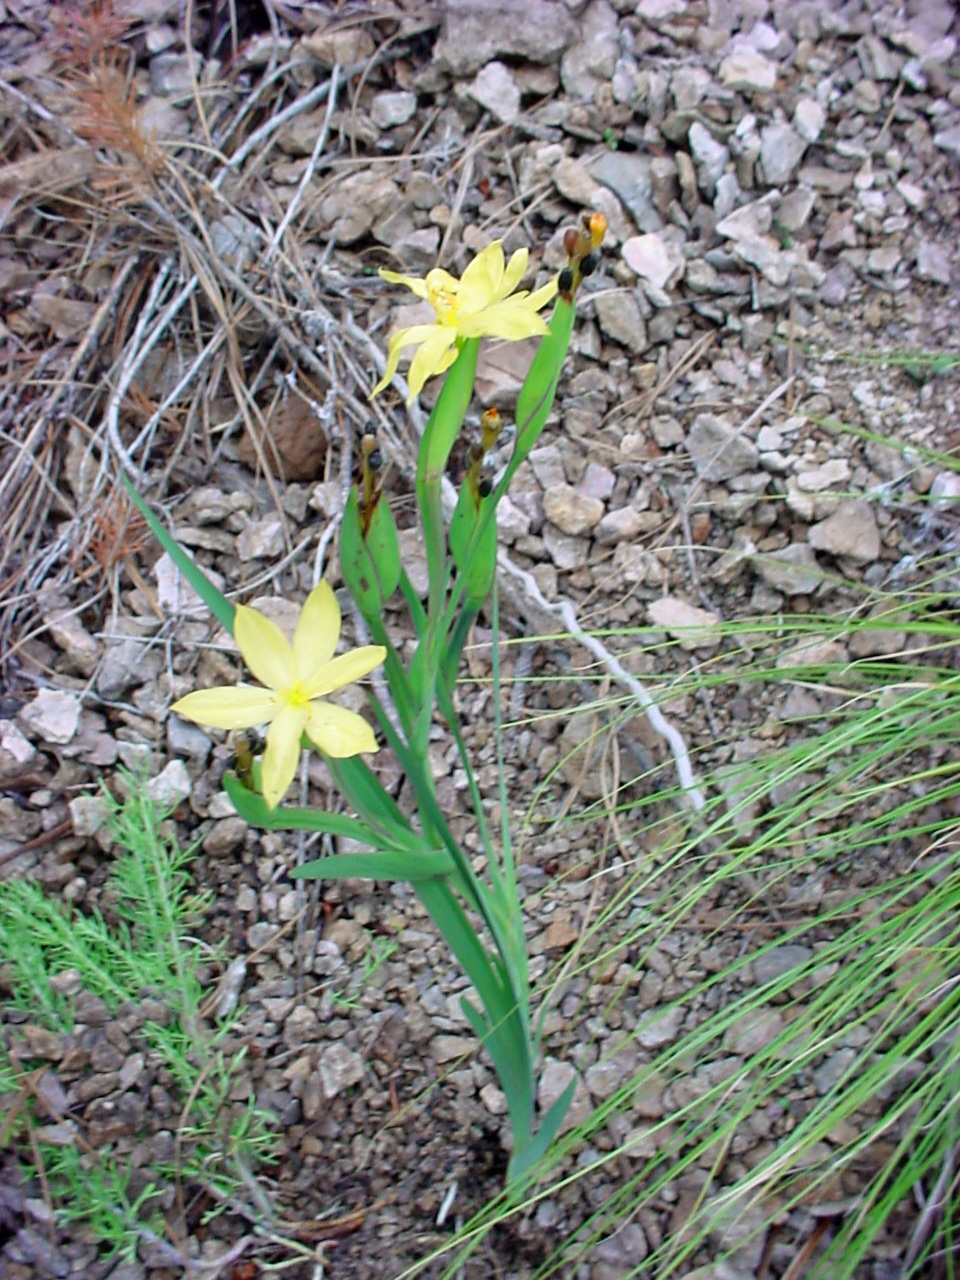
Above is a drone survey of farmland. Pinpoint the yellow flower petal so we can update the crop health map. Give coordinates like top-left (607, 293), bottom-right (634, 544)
top-left (171, 686), bottom-right (276, 731)
top-left (373, 240), bottom-right (557, 399)
top-left (526, 277), bottom-right (559, 310)
top-left (234, 605), bottom-right (296, 692)
top-left (497, 247), bottom-right (529, 301)
top-left (293, 581), bottom-right (340, 682)
top-left (406, 326), bottom-right (458, 399)
top-left (378, 268), bottom-right (429, 299)
top-left (302, 645), bottom-right (387, 701)
top-left (457, 241), bottom-right (504, 313)
top-left (305, 701), bottom-right (378, 758)
top-left (458, 297), bottom-right (550, 341)
top-left (260, 702), bottom-right (308, 808)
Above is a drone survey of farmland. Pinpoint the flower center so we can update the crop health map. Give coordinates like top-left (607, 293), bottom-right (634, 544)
top-left (425, 271), bottom-right (459, 325)
top-left (279, 682), bottom-right (311, 712)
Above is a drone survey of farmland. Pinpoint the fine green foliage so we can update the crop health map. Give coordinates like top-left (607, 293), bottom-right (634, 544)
top-left (393, 526), bottom-right (960, 1277)
top-left (0, 777), bottom-right (274, 1259)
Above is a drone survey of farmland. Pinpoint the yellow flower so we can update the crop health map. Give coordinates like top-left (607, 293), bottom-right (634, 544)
top-left (372, 241), bottom-right (558, 402)
top-left (171, 582), bottom-right (386, 809)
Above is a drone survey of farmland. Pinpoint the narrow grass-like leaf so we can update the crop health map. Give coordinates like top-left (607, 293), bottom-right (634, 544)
top-left (122, 476), bottom-right (235, 633)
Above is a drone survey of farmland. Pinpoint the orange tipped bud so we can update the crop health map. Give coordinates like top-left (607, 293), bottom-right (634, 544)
top-left (480, 406), bottom-right (502, 453)
top-left (588, 211), bottom-right (607, 247)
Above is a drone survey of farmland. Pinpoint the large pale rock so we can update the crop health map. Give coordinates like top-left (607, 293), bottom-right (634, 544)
top-left (685, 414), bottom-right (758, 481)
top-left (543, 485), bottom-right (605, 536)
top-left (648, 597), bottom-right (722, 650)
top-left (808, 500), bottom-right (880, 564)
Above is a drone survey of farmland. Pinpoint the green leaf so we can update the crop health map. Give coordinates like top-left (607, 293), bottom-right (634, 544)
top-left (450, 483), bottom-right (497, 610)
top-left (340, 485), bottom-right (401, 623)
top-left (122, 475), bottom-right (235, 634)
top-left (511, 297), bottom-right (576, 476)
top-left (293, 848), bottom-right (456, 881)
top-left (223, 773), bottom-right (387, 845)
top-left (506, 1076), bottom-right (577, 1185)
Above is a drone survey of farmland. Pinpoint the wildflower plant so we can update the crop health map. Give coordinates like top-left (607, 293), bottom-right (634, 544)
top-left (129, 212), bottom-right (607, 1184)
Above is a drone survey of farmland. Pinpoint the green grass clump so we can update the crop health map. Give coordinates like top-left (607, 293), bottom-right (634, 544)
top-left (0, 776), bottom-right (274, 1261)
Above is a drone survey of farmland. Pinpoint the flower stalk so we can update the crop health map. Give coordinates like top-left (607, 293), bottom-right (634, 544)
top-left (141, 216), bottom-right (603, 1184)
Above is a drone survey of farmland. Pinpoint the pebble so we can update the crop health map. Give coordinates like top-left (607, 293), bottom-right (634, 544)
top-left (370, 90), bottom-right (417, 129)
top-left (319, 1041), bottom-right (364, 1097)
top-left (593, 289), bottom-right (647, 353)
top-left (590, 151), bottom-right (659, 232)
top-left (915, 240), bottom-right (952, 285)
top-left (559, 0), bottom-right (619, 100)
top-left (719, 49), bottom-right (777, 94)
top-left (751, 945), bottom-right (813, 986)
top-left (19, 689), bottom-right (81, 745)
top-left (685, 414), bottom-right (759, 481)
top-left (433, 0), bottom-right (575, 75)
top-left (795, 458), bottom-right (851, 492)
top-left (468, 61), bottom-right (521, 124)
top-left (688, 122), bottom-right (729, 195)
top-left (636, 1006), bottom-right (683, 1049)
top-left (537, 1057), bottom-right (591, 1135)
top-left (808, 500), bottom-right (880, 564)
top-left (759, 122), bottom-right (807, 185)
top-left (647, 597), bottom-right (722, 651)
top-left (622, 233), bottom-right (684, 291)
top-left (146, 760), bottom-right (192, 808)
top-left (793, 98), bottom-right (825, 143)
top-left (753, 544), bottom-right (824, 596)
top-left (722, 1008), bottom-right (784, 1055)
top-left (813, 1047), bottom-right (857, 1095)
top-left (69, 794), bottom-right (109, 837)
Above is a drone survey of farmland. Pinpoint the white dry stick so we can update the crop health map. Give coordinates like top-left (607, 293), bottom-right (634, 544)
top-left (497, 552), bottom-right (706, 812)
top-left (263, 65), bottom-right (340, 266)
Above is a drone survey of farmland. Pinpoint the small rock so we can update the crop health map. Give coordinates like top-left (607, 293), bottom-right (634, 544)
top-left (559, 0), bottom-right (619, 100)
top-left (636, 1006), bottom-right (683, 1049)
top-left (867, 244), bottom-right (901, 274)
top-left (594, 289), bottom-right (646, 352)
top-left (283, 1004), bottom-right (320, 1049)
top-left (778, 186), bottom-right (816, 232)
top-left (146, 760), bottom-right (192, 808)
top-left (622, 233), bottom-right (684, 291)
top-left (934, 125), bottom-right (960, 160)
top-left (671, 65), bottom-right (710, 112)
top-left (753, 544), bottom-right (824, 596)
top-left (319, 1041), bottom-right (363, 1096)
top-left (543, 484), bottom-right (605, 536)
top-left (715, 195), bottom-right (775, 241)
top-left (719, 48), bottom-right (777, 94)
top-left (751, 945), bottom-right (813, 986)
top-left (480, 1082), bottom-right (508, 1115)
top-left (688, 122), bottom-right (729, 195)
top-left (793, 98), bottom-right (825, 143)
top-left (813, 1047), bottom-right (857, 1095)
top-left (808, 500), bottom-right (880, 564)
top-left (433, 0), bottom-right (576, 76)
top-left (237, 518), bottom-right (285, 562)
top-left (648, 597), bottom-right (722, 650)
top-left (759, 123), bottom-right (807, 185)
top-left (590, 151), bottom-right (659, 231)
top-left (370, 90), bottom-right (417, 129)
top-left (432, 1035), bottom-right (473, 1064)
top-left (42, 602), bottom-right (99, 676)
top-left (795, 458), bottom-right (851, 492)
top-left (69, 794), bottom-right (110, 838)
top-left (98, 636), bottom-right (155, 700)
top-left (685, 414), bottom-right (758, 481)
top-left (594, 507), bottom-right (647, 544)
top-left (0, 720), bottom-right (37, 781)
top-left (468, 61), bottom-right (521, 124)
top-left (723, 1007), bottom-right (784, 1055)
top-left (916, 241), bottom-right (951, 285)
top-left (149, 52), bottom-right (198, 96)
top-left (19, 689), bottom-right (80, 745)
top-left (537, 1057), bottom-right (591, 1135)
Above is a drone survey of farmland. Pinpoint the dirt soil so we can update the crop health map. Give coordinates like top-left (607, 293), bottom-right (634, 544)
top-left (1, 0), bottom-right (959, 1277)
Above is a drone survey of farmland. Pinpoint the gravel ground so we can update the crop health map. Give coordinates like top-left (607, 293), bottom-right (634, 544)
top-left (1, 0), bottom-right (959, 1276)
